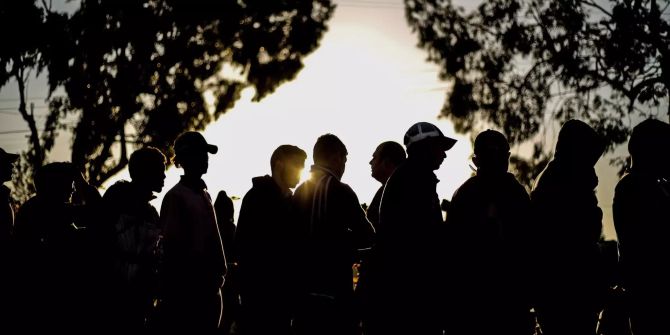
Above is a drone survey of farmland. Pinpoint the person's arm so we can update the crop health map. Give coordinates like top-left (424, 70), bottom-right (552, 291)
top-left (342, 184), bottom-right (375, 252)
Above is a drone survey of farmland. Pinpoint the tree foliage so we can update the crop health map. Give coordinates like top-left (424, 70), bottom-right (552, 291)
top-left (0, 1), bottom-right (69, 203)
top-left (44, 0), bottom-right (334, 186)
top-left (405, 0), bottom-right (670, 175)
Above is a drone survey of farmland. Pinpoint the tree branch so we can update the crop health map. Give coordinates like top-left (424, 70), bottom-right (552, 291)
top-left (581, 0), bottom-right (612, 17)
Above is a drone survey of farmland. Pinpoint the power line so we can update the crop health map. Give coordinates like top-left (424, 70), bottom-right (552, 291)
top-left (0, 130), bottom-right (35, 135)
top-left (0, 106), bottom-right (49, 112)
top-left (0, 96), bottom-right (49, 102)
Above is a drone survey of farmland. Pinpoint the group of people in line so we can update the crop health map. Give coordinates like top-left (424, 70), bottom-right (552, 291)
top-left (0, 118), bottom-right (668, 335)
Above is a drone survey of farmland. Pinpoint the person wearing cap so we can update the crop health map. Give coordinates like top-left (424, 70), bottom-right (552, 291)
top-left (445, 130), bottom-right (534, 335)
top-left (0, 148), bottom-right (18, 250)
top-left (613, 119), bottom-right (670, 335)
top-left (235, 145), bottom-right (307, 335)
top-left (366, 122), bottom-right (456, 335)
top-left (158, 131), bottom-right (226, 331)
top-left (530, 119), bottom-right (607, 335)
top-left (291, 134), bottom-right (374, 335)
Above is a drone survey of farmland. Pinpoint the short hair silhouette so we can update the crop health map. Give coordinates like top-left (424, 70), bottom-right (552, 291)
top-left (270, 145), bottom-right (307, 171)
top-left (34, 162), bottom-right (74, 195)
top-left (313, 134), bottom-right (347, 164)
top-left (474, 129), bottom-right (510, 157)
top-left (377, 141), bottom-right (406, 166)
top-left (129, 147), bottom-right (166, 181)
top-left (628, 118), bottom-right (670, 162)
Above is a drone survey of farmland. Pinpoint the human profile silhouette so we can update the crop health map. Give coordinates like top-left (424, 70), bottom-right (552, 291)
top-left (446, 129), bottom-right (534, 335)
top-left (613, 118), bottom-right (670, 335)
top-left (158, 131), bottom-right (226, 331)
top-left (368, 122), bottom-right (456, 335)
top-left (235, 144), bottom-right (306, 335)
top-left (530, 119), bottom-right (607, 335)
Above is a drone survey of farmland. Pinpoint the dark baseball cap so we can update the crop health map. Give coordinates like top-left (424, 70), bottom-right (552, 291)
top-left (403, 122), bottom-right (457, 151)
top-left (174, 131), bottom-right (218, 156)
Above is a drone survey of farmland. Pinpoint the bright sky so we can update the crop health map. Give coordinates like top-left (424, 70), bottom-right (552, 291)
top-left (0, 0), bottom-right (631, 239)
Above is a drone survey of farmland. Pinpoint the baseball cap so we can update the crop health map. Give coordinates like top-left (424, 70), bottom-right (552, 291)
top-left (474, 129), bottom-right (510, 156)
top-left (0, 148), bottom-right (19, 163)
top-left (174, 131), bottom-right (218, 156)
top-left (403, 122), bottom-right (457, 151)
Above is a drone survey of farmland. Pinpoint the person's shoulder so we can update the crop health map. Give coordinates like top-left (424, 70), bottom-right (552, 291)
top-left (162, 182), bottom-right (188, 201)
top-left (103, 180), bottom-right (131, 198)
top-left (615, 172), bottom-right (652, 195)
top-left (452, 175), bottom-right (479, 198)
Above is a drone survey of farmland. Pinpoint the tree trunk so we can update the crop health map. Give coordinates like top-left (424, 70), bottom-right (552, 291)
top-left (15, 66), bottom-right (43, 170)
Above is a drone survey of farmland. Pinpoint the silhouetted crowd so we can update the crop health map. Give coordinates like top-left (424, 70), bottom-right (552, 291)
top-left (0, 119), bottom-right (668, 335)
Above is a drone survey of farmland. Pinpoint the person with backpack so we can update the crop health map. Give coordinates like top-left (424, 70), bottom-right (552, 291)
top-left (102, 147), bottom-right (167, 331)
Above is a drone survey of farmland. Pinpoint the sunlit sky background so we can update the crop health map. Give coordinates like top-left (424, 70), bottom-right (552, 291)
top-left (2, 0), bottom-right (653, 240)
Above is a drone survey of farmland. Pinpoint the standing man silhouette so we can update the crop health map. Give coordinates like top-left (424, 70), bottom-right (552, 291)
top-left (446, 130), bottom-right (534, 335)
top-left (159, 131), bottom-right (226, 332)
top-left (291, 134), bottom-right (374, 335)
top-left (613, 119), bottom-right (670, 335)
top-left (531, 119), bottom-right (607, 335)
top-left (103, 147), bottom-right (167, 331)
top-left (235, 144), bottom-right (307, 335)
top-left (369, 122), bottom-right (456, 335)
top-left (366, 141), bottom-right (406, 229)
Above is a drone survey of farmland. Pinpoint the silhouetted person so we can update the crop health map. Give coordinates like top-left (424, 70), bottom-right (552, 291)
top-left (356, 141), bottom-right (405, 333)
top-left (0, 148), bottom-right (18, 253)
top-left (366, 141), bottom-right (406, 229)
top-left (214, 189), bottom-right (238, 335)
top-left (368, 122), bottom-right (456, 335)
top-left (531, 119), bottom-right (607, 335)
top-left (613, 118), bottom-right (670, 335)
top-left (13, 162), bottom-right (85, 330)
top-left (158, 132), bottom-right (226, 332)
top-left (446, 130), bottom-right (534, 335)
top-left (235, 145), bottom-right (307, 335)
top-left (102, 147), bottom-right (166, 331)
top-left (291, 134), bottom-right (374, 335)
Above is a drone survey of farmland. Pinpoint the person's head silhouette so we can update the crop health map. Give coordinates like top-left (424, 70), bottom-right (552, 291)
top-left (34, 162), bottom-right (76, 202)
top-left (271, 144), bottom-right (307, 190)
top-left (555, 119), bottom-right (604, 167)
top-left (173, 131), bottom-right (218, 178)
top-left (404, 122), bottom-right (456, 170)
top-left (628, 118), bottom-right (670, 177)
top-left (0, 148), bottom-right (19, 183)
top-left (473, 129), bottom-right (510, 174)
top-left (370, 141), bottom-right (406, 183)
top-left (313, 134), bottom-right (348, 179)
top-left (130, 147), bottom-right (167, 193)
